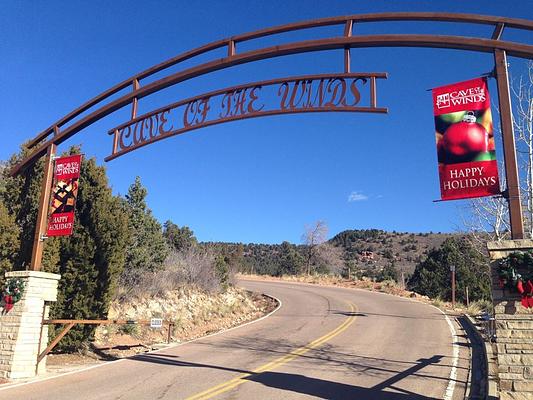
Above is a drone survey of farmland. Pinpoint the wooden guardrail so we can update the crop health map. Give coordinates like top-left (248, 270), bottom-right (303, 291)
top-left (37, 318), bottom-right (175, 366)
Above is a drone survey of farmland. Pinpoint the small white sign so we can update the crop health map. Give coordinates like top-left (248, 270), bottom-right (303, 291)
top-left (150, 318), bottom-right (163, 329)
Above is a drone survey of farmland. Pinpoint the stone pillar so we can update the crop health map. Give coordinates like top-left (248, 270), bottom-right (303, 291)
top-left (0, 271), bottom-right (60, 379)
top-left (487, 240), bottom-right (533, 399)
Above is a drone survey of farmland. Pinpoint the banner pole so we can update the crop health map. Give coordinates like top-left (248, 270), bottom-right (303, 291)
top-left (451, 265), bottom-right (456, 309)
top-left (452, 270), bottom-right (455, 309)
top-left (494, 49), bottom-right (524, 240)
top-left (29, 144), bottom-right (57, 271)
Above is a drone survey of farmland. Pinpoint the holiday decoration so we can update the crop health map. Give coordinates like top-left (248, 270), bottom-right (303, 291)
top-left (2, 278), bottom-right (25, 312)
top-left (432, 77), bottom-right (500, 200)
top-left (497, 252), bottom-right (533, 309)
top-left (46, 154), bottom-right (82, 237)
top-left (443, 112), bottom-right (488, 161)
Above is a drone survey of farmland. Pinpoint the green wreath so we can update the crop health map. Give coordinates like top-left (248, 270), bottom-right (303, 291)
top-left (2, 278), bottom-right (25, 312)
top-left (498, 251), bottom-right (533, 308)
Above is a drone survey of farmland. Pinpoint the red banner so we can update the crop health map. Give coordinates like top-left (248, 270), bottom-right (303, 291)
top-left (433, 77), bottom-right (500, 200)
top-left (46, 155), bottom-right (82, 237)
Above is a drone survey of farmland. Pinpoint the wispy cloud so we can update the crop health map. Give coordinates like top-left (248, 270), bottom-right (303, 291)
top-left (348, 191), bottom-right (368, 202)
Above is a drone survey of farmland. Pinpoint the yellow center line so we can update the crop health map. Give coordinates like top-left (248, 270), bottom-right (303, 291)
top-left (185, 302), bottom-right (357, 400)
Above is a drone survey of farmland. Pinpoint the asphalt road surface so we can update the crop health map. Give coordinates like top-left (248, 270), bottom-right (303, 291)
top-left (0, 279), bottom-right (470, 399)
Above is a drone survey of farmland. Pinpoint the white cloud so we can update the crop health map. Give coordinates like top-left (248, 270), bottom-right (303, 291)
top-left (348, 191), bottom-right (368, 202)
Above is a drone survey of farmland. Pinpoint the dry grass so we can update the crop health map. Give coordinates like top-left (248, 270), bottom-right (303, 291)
top-left (465, 299), bottom-right (493, 315)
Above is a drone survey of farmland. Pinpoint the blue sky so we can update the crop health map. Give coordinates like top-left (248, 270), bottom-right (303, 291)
top-left (1, 1), bottom-right (532, 243)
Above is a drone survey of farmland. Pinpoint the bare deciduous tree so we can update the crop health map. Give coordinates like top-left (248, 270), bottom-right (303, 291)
top-left (314, 242), bottom-right (344, 275)
top-left (463, 186), bottom-right (509, 252)
top-left (513, 61), bottom-right (533, 237)
top-left (115, 245), bottom-right (221, 301)
top-left (301, 220), bottom-right (328, 275)
top-left (465, 61), bottom-right (532, 245)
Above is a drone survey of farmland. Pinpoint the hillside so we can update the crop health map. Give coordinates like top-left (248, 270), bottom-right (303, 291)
top-left (205, 229), bottom-right (461, 279)
top-left (329, 229), bottom-right (458, 273)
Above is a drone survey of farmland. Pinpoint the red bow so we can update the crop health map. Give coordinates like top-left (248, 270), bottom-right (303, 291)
top-left (3, 295), bottom-right (13, 312)
top-left (520, 280), bottom-right (533, 309)
top-left (517, 280), bottom-right (525, 294)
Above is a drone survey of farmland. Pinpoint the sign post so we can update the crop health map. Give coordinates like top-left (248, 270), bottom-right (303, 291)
top-left (494, 49), bottom-right (524, 239)
top-left (29, 144), bottom-right (56, 271)
top-left (450, 264), bottom-right (456, 309)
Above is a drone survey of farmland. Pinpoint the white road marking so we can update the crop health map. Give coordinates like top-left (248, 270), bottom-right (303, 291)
top-left (429, 305), bottom-right (458, 400)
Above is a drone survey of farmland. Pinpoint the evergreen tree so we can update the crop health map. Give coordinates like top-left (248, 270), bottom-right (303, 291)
top-left (0, 146), bottom-right (60, 271)
top-left (278, 241), bottom-right (303, 276)
top-left (408, 237), bottom-right (491, 303)
top-left (124, 177), bottom-right (168, 272)
top-left (50, 156), bottom-right (130, 350)
top-left (377, 262), bottom-right (397, 282)
top-left (163, 220), bottom-right (197, 252)
top-left (214, 254), bottom-right (230, 290)
top-left (0, 201), bottom-right (20, 281)
top-left (0, 163), bottom-right (19, 281)
top-left (2, 147), bottom-right (130, 351)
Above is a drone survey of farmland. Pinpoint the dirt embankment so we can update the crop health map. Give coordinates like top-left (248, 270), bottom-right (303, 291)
top-left (47, 287), bottom-right (277, 368)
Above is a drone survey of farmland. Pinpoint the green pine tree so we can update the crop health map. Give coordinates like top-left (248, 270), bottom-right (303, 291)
top-left (408, 237), bottom-right (491, 303)
top-left (50, 156), bottom-right (130, 350)
top-left (377, 263), bottom-right (397, 282)
top-left (163, 220), bottom-right (197, 252)
top-left (0, 201), bottom-right (20, 282)
top-left (124, 177), bottom-right (168, 273)
top-left (0, 146), bottom-right (60, 271)
top-left (278, 241), bottom-right (304, 276)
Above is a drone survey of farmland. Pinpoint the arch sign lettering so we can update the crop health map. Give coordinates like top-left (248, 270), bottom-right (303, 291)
top-left (8, 12), bottom-right (533, 270)
top-left (107, 73), bottom-right (387, 160)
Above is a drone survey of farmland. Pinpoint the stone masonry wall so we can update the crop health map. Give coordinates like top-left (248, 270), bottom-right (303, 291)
top-left (0, 271), bottom-right (60, 379)
top-left (487, 240), bottom-right (533, 399)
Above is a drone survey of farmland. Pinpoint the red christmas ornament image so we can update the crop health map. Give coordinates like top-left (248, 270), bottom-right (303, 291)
top-left (442, 112), bottom-right (488, 162)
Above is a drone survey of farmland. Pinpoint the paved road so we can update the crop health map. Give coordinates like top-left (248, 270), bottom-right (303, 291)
top-left (0, 280), bottom-right (470, 399)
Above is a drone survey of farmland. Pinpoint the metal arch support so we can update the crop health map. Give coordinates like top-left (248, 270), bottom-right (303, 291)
top-left (8, 12), bottom-right (533, 245)
top-left (11, 13), bottom-right (533, 176)
top-left (494, 49), bottom-right (524, 239)
top-left (30, 144), bottom-right (56, 271)
top-left (21, 11), bottom-right (533, 155)
top-left (12, 34), bottom-right (533, 175)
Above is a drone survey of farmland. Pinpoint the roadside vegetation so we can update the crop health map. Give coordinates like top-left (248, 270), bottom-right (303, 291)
top-left (0, 145), bottom-right (245, 352)
top-left (0, 146), bottom-right (494, 353)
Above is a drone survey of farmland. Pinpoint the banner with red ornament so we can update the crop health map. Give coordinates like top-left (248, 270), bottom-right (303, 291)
top-left (46, 154), bottom-right (82, 237)
top-left (433, 77), bottom-right (500, 200)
